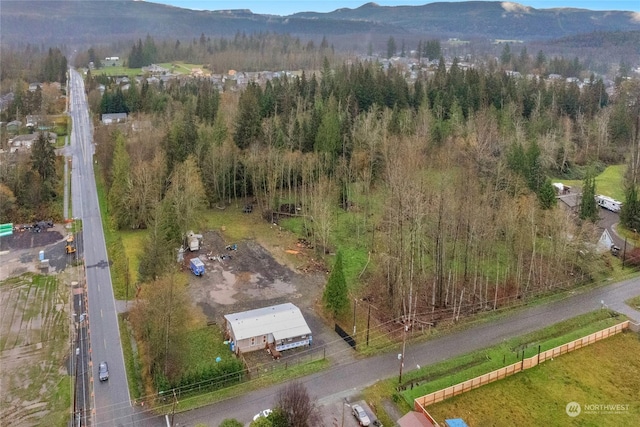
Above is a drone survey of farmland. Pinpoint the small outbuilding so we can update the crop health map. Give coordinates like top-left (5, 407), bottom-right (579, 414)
top-left (398, 411), bottom-right (436, 427)
top-left (224, 303), bottom-right (311, 355)
top-left (101, 113), bottom-right (127, 125)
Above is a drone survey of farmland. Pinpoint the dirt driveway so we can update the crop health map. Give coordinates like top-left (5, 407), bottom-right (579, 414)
top-left (185, 231), bottom-right (326, 320)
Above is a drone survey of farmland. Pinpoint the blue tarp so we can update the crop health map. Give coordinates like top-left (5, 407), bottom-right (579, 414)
top-left (445, 419), bottom-right (469, 427)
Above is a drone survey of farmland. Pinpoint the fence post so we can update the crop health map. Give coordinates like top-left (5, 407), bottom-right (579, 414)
top-left (537, 345), bottom-right (540, 365)
top-left (520, 350), bottom-right (524, 371)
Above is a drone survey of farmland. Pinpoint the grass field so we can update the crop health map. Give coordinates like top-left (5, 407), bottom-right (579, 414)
top-left (94, 61), bottom-right (206, 78)
top-left (561, 164), bottom-right (625, 201)
top-left (426, 331), bottom-right (640, 426)
top-left (626, 295), bottom-right (640, 311)
top-left (0, 274), bottom-right (71, 426)
top-left (94, 66), bottom-right (142, 78)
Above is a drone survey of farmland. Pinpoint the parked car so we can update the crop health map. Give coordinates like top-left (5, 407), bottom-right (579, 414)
top-left (253, 409), bottom-right (272, 421)
top-left (352, 404), bottom-right (371, 426)
top-left (32, 220), bottom-right (54, 233)
top-left (98, 361), bottom-right (109, 381)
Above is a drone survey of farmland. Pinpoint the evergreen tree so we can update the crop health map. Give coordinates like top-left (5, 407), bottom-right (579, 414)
top-left (621, 185), bottom-right (640, 231)
top-left (233, 82), bottom-right (262, 149)
top-left (314, 95), bottom-right (341, 159)
top-left (535, 50), bottom-right (546, 71)
top-left (525, 141), bottom-right (544, 192)
top-left (108, 134), bottom-right (132, 229)
top-left (142, 34), bottom-right (158, 66)
top-left (128, 39), bottom-right (144, 68)
top-left (500, 43), bottom-right (512, 67)
top-left (580, 170), bottom-right (599, 222)
top-left (387, 36), bottom-right (396, 59)
top-left (423, 40), bottom-right (441, 61)
top-left (31, 132), bottom-right (56, 183)
top-left (323, 252), bottom-right (349, 317)
top-left (538, 180), bottom-right (557, 210)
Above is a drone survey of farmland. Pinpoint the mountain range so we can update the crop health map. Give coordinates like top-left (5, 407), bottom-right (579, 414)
top-left (1, 0), bottom-right (638, 47)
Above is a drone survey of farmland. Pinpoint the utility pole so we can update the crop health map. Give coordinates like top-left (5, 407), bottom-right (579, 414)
top-left (170, 389), bottom-right (177, 426)
top-left (366, 303), bottom-right (371, 347)
top-left (399, 324), bottom-right (407, 384)
top-left (352, 299), bottom-right (357, 336)
top-left (341, 399), bottom-right (350, 427)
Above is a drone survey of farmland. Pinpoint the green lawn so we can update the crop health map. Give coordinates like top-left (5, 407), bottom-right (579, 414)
top-left (119, 314), bottom-right (143, 399)
top-left (94, 66), bottom-right (142, 77)
top-left (183, 327), bottom-right (234, 373)
top-left (561, 164), bottom-right (625, 201)
top-left (626, 295), bottom-right (640, 311)
top-left (426, 331), bottom-right (640, 426)
top-left (120, 230), bottom-right (147, 285)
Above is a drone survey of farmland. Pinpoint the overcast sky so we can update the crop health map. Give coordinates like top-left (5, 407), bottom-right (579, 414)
top-left (145, 0), bottom-right (640, 15)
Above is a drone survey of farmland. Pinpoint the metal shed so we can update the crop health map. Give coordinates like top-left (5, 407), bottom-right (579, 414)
top-left (224, 303), bottom-right (312, 354)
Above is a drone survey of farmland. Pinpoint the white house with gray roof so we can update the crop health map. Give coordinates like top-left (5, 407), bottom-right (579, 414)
top-left (224, 303), bottom-right (312, 355)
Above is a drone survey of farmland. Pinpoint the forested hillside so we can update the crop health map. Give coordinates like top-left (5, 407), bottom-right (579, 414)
top-left (1, 0), bottom-right (638, 46)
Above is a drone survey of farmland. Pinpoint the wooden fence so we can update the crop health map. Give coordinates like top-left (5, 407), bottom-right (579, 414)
top-left (414, 320), bottom-right (630, 415)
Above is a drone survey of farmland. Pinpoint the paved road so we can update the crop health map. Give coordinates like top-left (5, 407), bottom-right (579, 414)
top-left (171, 277), bottom-right (640, 427)
top-left (69, 69), bottom-right (138, 426)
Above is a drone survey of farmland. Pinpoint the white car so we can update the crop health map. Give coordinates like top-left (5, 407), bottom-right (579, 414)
top-left (352, 404), bottom-right (371, 426)
top-left (253, 409), bottom-right (273, 421)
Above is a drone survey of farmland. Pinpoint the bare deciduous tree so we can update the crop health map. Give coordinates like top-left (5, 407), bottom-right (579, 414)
top-left (274, 381), bottom-right (320, 427)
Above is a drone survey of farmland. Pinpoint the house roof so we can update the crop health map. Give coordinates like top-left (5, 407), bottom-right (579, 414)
top-left (102, 113), bottom-right (127, 120)
top-left (397, 411), bottom-right (435, 427)
top-left (558, 193), bottom-right (580, 208)
top-left (10, 133), bottom-right (57, 145)
top-left (101, 113), bottom-right (127, 123)
top-left (224, 303), bottom-right (311, 341)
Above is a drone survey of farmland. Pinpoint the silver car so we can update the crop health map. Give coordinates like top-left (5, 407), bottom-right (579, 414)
top-left (98, 361), bottom-right (109, 381)
top-left (352, 404), bottom-right (371, 426)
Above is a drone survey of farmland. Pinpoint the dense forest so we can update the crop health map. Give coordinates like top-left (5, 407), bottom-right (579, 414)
top-left (90, 52), bottom-right (639, 325)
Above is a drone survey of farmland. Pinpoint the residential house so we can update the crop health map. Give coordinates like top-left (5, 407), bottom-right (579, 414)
top-left (9, 132), bottom-right (57, 153)
top-left (101, 113), bottom-right (127, 125)
top-left (224, 303), bottom-right (312, 355)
